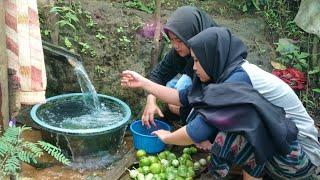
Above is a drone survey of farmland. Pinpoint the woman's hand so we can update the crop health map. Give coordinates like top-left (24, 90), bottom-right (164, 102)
top-left (152, 126), bottom-right (193, 146)
top-left (142, 95), bottom-right (164, 128)
top-left (195, 140), bottom-right (212, 151)
top-left (121, 70), bottom-right (149, 89)
top-left (152, 129), bottom-right (171, 144)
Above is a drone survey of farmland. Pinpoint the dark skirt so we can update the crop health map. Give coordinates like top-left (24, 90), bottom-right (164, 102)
top-left (208, 132), bottom-right (315, 179)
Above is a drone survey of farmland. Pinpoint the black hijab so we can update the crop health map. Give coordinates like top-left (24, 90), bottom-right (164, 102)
top-left (164, 6), bottom-right (218, 47)
top-left (189, 27), bottom-right (247, 83)
top-left (186, 27), bottom-right (298, 164)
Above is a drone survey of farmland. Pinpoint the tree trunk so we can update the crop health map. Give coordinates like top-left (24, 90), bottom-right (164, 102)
top-left (151, 0), bottom-right (162, 69)
top-left (48, 0), bottom-right (59, 45)
top-left (312, 35), bottom-right (319, 86)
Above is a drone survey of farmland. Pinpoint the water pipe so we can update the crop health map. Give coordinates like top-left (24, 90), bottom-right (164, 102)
top-left (42, 41), bottom-right (83, 67)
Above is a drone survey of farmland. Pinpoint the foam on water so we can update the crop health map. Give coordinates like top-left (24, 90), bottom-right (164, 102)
top-left (41, 101), bottom-right (124, 129)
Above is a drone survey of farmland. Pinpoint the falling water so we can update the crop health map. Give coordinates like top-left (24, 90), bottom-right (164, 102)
top-left (68, 58), bottom-right (100, 109)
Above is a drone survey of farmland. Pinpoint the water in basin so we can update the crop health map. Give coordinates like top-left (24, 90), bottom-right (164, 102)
top-left (31, 58), bottom-right (131, 169)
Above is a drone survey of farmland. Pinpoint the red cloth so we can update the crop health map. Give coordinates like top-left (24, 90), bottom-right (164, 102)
top-left (272, 68), bottom-right (306, 90)
top-left (4, 0), bottom-right (46, 105)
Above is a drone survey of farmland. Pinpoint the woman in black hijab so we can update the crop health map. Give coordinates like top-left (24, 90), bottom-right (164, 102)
top-left (121, 27), bottom-right (314, 179)
top-left (143, 6), bottom-right (218, 128)
top-left (185, 27), bottom-right (319, 179)
top-left (185, 27), bottom-right (314, 179)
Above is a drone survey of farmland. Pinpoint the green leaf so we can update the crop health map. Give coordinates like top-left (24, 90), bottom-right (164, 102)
top-left (275, 39), bottom-right (298, 54)
top-left (65, 12), bottom-right (79, 23)
top-left (86, 20), bottom-right (97, 28)
top-left (49, 6), bottom-right (63, 14)
top-left (312, 88), bottom-right (320, 93)
top-left (242, 4), bottom-right (248, 12)
top-left (308, 67), bottom-right (320, 75)
top-left (297, 52), bottom-right (309, 59)
top-left (64, 37), bottom-right (73, 49)
top-left (56, 20), bottom-right (76, 31)
top-left (293, 64), bottom-right (302, 71)
top-left (251, 0), bottom-right (260, 10)
top-left (38, 141), bottom-right (70, 165)
top-left (95, 33), bottom-right (106, 40)
top-left (4, 155), bottom-right (20, 175)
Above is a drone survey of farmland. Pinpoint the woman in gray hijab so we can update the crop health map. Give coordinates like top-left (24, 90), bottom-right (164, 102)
top-left (142, 6), bottom-right (218, 128)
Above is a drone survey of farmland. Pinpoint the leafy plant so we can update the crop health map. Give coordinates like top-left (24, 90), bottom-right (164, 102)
top-left (119, 36), bottom-right (131, 43)
top-left (125, 0), bottom-right (155, 14)
top-left (228, 0), bottom-right (269, 12)
top-left (0, 125), bottom-right (70, 178)
top-left (313, 89), bottom-right (320, 93)
top-left (50, 6), bottom-right (79, 31)
top-left (262, 0), bottom-right (303, 41)
top-left (86, 19), bottom-right (97, 29)
top-left (95, 65), bottom-right (106, 77)
top-left (42, 29), bottom-right (51, 37)
top-left (275, 39), bottom-right (309, 71)
top-left (64, 37), bottom-right (73, 49)
top-left (95, 32), bottom-right (106, 41)
top-left (308, 67), bottom-right (320, 95)
top-left (116, 26), bottom-right (131, 48)
top-left (90, 49), bottom-right (97, 58)
top-left (44, 1), bottom-right (105, 57)
top-left (117, 26), bottom-right (124, 33)
top-left (79, 42), bottom-right (91, 54)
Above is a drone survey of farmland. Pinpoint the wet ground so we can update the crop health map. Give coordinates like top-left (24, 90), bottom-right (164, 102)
top-left (18, 126), bottom-right (320, 180)
top-left (15, 104), bottom-right (320, 180)
top-left (19, 127), bottom-right (241, 180)
top-left (20, 129), bottom-right (136, 180)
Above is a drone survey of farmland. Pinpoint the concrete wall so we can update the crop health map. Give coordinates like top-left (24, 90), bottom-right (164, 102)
top-left (0, 0), bottom-right (9, 130)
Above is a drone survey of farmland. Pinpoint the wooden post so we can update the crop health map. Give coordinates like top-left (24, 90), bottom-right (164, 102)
top-left (0, 0), bottom-right (10, 130)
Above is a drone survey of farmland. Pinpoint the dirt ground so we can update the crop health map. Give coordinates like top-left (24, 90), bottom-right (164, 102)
top-left (17, 116), bottom-right (320, 179)
top-left (18, 124), bottom-right (243, 180)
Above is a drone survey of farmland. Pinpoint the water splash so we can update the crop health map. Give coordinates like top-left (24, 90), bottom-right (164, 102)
top-left (64, 135), bottom-right (75, 161)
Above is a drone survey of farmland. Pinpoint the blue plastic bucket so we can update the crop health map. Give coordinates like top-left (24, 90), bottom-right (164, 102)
top-left (130, 119), bottom-right (171, 154)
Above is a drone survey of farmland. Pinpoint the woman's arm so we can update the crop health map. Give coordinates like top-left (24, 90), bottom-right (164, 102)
top-left (152, 126), bottom-right (194, 145)
top-left (121, 70), bottom-right (181, 106)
